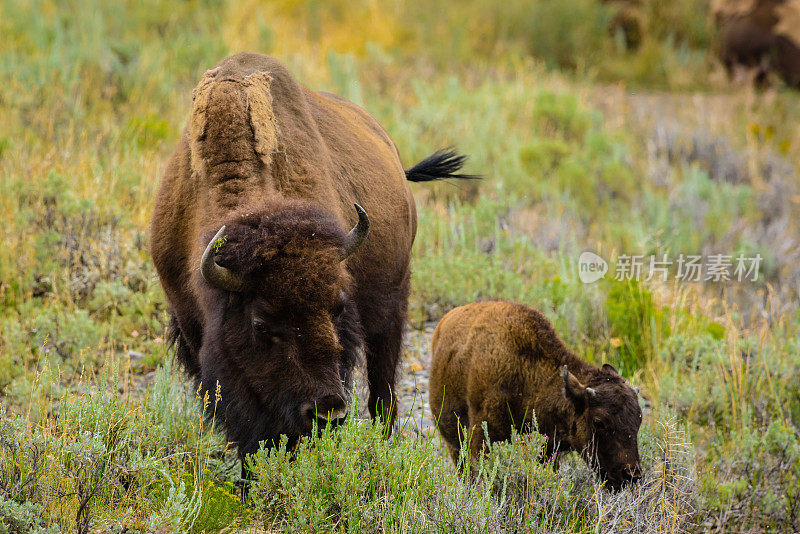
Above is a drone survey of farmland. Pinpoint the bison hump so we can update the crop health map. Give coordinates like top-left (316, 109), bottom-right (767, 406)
top-left (190, 68), bottom-right (279, 178)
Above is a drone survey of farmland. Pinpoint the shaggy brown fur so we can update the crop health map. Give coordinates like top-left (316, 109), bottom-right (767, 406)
top-left (714, 0), bottom-right (800, 88)
top-left (430, 301), bottom-right (642, 491)
top-left (150, 53), bottom-right (473, 458)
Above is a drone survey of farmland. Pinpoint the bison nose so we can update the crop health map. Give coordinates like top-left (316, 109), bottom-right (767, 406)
top-left (300, 395), bottom-right (348, 428)
top-left (625, 463), bottom-right (643, 483)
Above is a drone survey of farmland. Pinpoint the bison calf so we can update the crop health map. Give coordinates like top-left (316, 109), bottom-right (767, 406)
top-left (430, 301), bottom-right (642, 490)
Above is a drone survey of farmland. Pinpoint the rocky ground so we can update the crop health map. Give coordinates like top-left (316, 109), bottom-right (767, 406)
top-left (354, 322), bottom-right (439, 440)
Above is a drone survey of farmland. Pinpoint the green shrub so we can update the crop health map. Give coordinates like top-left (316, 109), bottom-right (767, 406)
top-left (483, 0), bottom-right (613, 71)
top-left (700, 420), bottom-right (800, 530)
top-left (604, 279), bottom-right (670, 373)
top-left (0, 496), bottom-right (57, 534)
top-left (531, 90), bottom-right (599, 141)
top-left (0, 137), bottom-right (10, 159)
top-left (125, 115), bottom-right (172, 148)
top-left (248, 412), bottom-right (697, 532)
top-left (147, 469), bottom-right (247, 533)
top-left (0, 360), bottom-right (239, 530)
top-left (249, 418), bottom-right (447, 531)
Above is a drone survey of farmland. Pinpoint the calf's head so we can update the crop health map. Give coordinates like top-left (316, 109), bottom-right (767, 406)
top-left (196, 200), bottom-right (368, 454)
top-left (562, 364), bottom-right (643, 490)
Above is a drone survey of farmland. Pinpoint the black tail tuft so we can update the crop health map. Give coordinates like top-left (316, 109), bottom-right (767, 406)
top-left (405, 148), bottom-right (481, 182)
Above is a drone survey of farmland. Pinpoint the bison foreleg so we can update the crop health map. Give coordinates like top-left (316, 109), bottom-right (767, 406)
top-left (365, 326), bottom-right (401, 431)
top-left (360, 273), bottom-right (409, 434)
top-left (465, 394), bottom-right (514, 472)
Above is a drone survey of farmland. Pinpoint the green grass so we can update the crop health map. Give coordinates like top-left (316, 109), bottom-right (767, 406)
top-left (2, 0), bottom-right (800, 531)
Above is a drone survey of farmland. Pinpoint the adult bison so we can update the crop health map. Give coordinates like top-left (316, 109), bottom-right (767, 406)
top-left (150, 52), bottom-right (473, 457)
top-left (713, 0), bottom-right (800, 88)
top-left (430, 301), bottom-right (642, 491)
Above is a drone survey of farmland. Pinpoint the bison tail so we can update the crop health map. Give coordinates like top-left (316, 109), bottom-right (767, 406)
top-left (405, 148), bottom-right (481, 182)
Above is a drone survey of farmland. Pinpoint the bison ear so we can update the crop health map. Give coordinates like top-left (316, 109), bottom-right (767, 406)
top-left (602, 363), bottom-right (619, 375)
top-left (561, 365), bottom-right (592, 410)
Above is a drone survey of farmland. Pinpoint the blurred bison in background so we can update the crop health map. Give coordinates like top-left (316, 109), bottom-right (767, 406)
top-left (602, 0), bottom-right (645, 50)
top-left (150, 52), bottom-right (473, 460)
top-left (430, 301), bottom-right (643, 491)
top-left (713, 0), bottom-right (800, 87)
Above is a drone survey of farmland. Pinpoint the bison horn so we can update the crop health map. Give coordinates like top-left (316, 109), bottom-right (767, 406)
top-left (201, 226), bottom-right (244, 292)
top-left (339, 203), bottom-right (370, 261)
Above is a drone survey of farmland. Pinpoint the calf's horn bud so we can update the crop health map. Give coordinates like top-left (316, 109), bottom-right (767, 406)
top-left (339, 203), bottom-right (370, 261)
top-left (201, 226), bottom-right (244, 292)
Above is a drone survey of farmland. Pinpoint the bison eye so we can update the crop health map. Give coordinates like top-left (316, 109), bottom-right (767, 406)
top-left (252, 319), bottom-right (269, 334)
top-left (592, 418), bottom-right (605, 430)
